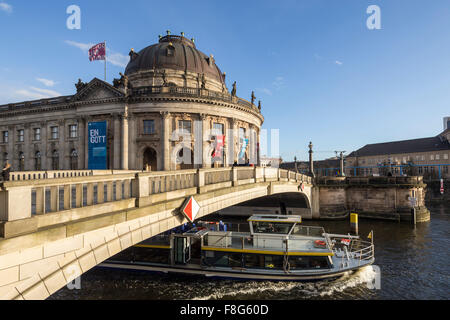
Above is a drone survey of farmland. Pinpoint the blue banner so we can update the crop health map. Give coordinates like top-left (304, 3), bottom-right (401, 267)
top-left (239, 138), bottom-right (249, 160)
top-left (88, 121), bottom-right (107, 170)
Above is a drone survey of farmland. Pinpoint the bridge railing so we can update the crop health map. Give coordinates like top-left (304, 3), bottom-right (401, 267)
top-left (0, 172), bottom-right (136, 222)
top-left (0, 167), bottom-right (313, 236)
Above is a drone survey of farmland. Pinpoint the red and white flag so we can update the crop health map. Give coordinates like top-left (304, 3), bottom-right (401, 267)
top-left (89, 42), bottom-right (106, 61)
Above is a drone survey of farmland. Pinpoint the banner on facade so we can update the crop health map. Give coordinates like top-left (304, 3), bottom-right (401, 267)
top-left (239, 138), bottom-right (249, 160)
top-left (212, 135), bottom-right (225, 159)
top-left (88, 121), bottom-right (107, 170)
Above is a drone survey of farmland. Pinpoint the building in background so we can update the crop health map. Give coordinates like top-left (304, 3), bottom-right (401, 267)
top-left (0, 33), bottom-right (263, 172)
top-left (345, 118), bottom-right (450, 180)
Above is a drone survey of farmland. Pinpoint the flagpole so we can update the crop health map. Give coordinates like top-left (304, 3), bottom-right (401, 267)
top-left (104, 41), bottom-right (107, 82)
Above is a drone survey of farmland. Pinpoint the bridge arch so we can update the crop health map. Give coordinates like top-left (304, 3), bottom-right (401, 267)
top-left (0, 169), bottom-right (314, 300)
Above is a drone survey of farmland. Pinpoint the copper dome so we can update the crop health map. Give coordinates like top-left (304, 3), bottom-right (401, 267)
top-left (125, 35), bottom-right (225, 84)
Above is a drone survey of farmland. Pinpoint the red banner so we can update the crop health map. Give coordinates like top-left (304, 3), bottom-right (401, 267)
top-left (212, 135), bottom-right (225, 158)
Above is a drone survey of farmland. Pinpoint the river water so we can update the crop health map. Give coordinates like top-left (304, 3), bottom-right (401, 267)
top-left (50, 204), bottom-right (449, 300)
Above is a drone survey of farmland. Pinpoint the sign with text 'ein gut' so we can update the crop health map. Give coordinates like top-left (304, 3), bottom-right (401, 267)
top-left (88, 121), bottom-right (107, 170)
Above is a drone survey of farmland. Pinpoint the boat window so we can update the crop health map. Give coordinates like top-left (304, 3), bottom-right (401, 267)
top-left (264, 255), bottom-right (284, 270)
top-left (229, 253), bottom-right (243, 268)
top-left (289, 256), bottom-right (331, 269)
top-left (291, 226), bottom-right (324, 237)
top-left (244, 254), bottom-right (265, 268)
top-left (252, 222), bottom-right (294, 234)
top-left (202, 251), bottom-right (243, 268)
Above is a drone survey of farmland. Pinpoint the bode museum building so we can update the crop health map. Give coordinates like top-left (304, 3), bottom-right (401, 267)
top-left (0, 33), bottom-right (264, 172)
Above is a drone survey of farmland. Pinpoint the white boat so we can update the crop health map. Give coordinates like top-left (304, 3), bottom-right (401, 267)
top-left (101, 215), bottom-right (375, 281)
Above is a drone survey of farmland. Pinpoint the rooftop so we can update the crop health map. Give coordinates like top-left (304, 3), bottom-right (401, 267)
top-left (347, 134), bottom-right (450, 158)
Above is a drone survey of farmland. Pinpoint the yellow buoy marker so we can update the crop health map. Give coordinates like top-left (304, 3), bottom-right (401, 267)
top-left (350, 213), bottom-right (359, 235)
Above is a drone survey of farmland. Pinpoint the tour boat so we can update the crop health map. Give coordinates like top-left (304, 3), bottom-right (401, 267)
top-left (101, 215), bottom-right (375, 281)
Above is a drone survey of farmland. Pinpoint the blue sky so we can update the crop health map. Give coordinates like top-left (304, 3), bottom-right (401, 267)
top-left (0, 0), bottom-right (449, 161)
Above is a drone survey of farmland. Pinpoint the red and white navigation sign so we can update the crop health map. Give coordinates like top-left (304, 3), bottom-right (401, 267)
top-left (440, 179), bottom-right (444, 195)
top-left (181, 196), bottom-right (200, 223)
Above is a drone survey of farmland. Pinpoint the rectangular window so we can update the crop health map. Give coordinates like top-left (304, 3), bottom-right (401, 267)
top-left (2, 131), bottom-right (8, 143)
top-left (444, 154), bottom-right (449, 160)
top-left (143, 120), bottom-right (155, 135)
top-left (430, 155), bottom-right (434, 161)
top-left (418, 167), bottom-right (423, 174)
top-left (69, 124), bottom-right (78, 138)
top-left (444, 166), bottom-right (448, 174)
top-left (17, 129), bottom-right (24, 142)
top-left (51, 126), bottom-right (59, 139)
top-left (421, 155), bottom-right (425, 161)
top-left (34, 128), bottom-right (41, 141)
top-left (213, 123), bottom-right (224, 135)
top-left (178, 120), bottom-right (192, 134)
top-left (436, 154), bottom-right (440, 161)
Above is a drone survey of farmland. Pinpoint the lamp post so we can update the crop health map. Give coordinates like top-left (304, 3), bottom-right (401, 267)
top-left (309, 142), bottom-right (315, 177)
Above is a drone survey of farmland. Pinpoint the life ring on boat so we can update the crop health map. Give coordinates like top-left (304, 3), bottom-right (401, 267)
top-left (314, 240), bottom-right (327, 248)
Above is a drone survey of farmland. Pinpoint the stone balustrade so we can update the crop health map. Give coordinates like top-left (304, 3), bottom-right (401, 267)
top-left (316, 176), bottom-right (425, 186)
top-left (0, 167), bottom-right (312, 239)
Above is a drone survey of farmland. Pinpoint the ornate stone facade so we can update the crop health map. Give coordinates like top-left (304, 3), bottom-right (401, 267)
top-left (0, 34), bottom-right (264, 172)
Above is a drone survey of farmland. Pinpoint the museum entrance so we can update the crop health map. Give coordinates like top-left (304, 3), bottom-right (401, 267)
top-left (143, 147), bottom-right (157, 171)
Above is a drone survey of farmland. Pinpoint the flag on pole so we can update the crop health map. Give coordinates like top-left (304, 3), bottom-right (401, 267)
top-left (367, 231), bottom-right (373, 240)
top-left (89, 42), bottom-right (106, 61)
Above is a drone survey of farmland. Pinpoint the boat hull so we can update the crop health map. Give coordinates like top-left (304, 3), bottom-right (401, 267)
top-left (99, 260), bottom-right (374, 282)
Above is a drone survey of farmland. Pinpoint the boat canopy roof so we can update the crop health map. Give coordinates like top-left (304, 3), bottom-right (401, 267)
top-left (247, 215), bottom-right (302, 224)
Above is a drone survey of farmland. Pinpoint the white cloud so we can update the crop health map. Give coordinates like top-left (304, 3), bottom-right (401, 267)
top-left (0, 2), bottom-right (12, 14)
top-left (257, 88), bottom-right (273, 96)
top-left (12, 87), bottom-right (62, 101)
top-left (65, 40), bottom-right (93, 52)
top-left (272, 76), bottom-right (284, 90)
top-left (29, 87), bottom-right (61, 97)
top-left (335, 60), bottom-right (343, 66)
top-left (65, 40), bottom-right (129, 68)
top-left (36, 78), bottom-right (56, 87)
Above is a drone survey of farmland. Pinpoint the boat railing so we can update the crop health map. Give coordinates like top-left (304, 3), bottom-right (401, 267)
top-left (331, 237), bottom-right (374, 268)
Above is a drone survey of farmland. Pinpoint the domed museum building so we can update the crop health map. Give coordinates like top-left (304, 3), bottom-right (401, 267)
top-left (0, 32), bottom-right (264, 172)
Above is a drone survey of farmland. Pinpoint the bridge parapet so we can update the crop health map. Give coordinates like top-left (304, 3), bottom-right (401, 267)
top-left (0, 168), bottom-right (313, 238)
top-left (316, 176), bottom-right (425, 186)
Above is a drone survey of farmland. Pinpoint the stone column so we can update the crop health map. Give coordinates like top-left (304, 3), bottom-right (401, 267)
top-left (58, 119), bottom-right (65, 169)
top-left (83, 116), bottom-right (90, 169)
top-left (121, 107), bottom-right (129, 170)
top-left (249, 124), bottom-right (257, 166)
top-left (113, 113), bottom-right (121, 170)
top-left (128, 114), bottom-right (136, 170)
top-left (161, 111), bottom-right (171, 171)
top-left (24, 124), bottom-right (31, 171)
top-left (77, 118), bottom-right (85, 169)
top-left (227, 118), bottom-right (237, 166)
top-left (7, 125), bottom-right (14, 169)
top-left (201, 114), bottom-right (210, 168)
top-left (40, 121), bottom-right (47, 170)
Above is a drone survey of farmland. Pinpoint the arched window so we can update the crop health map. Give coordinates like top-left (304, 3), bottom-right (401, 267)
top-left (18, 152), bottom-right (25, 171)
top-left (35, 151), bottom-right (41, 171)
top-left (52, 150), bottom-right (59, 170)
top-left (3, 152), bottom-right (8, 166)
top-left (70, 149), bottom-right (78, 170)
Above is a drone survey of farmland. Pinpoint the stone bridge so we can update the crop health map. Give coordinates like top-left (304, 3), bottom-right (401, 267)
top-left (0, 167), bottom-right (314, 300)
